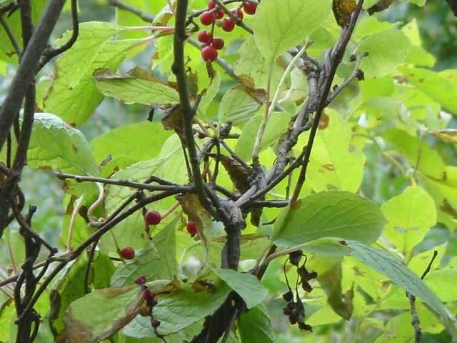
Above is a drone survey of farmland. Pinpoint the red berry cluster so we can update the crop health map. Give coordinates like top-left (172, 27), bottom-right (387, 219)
top-left (135, 275), bottom-right (162, 329)
top-left (198, 0), bottom-right (258, 63)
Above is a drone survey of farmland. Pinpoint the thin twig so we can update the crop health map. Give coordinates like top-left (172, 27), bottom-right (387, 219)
top-left (289, 0), bottom-right (365, 205)
top-left (0, 16), bottom-right (22, 57)
top-left (55, 172), bottom-right (193, 192)
top-left (38, 0), bottom-right (79, 70)
top-left (406, 250), bottom-right (438, 343)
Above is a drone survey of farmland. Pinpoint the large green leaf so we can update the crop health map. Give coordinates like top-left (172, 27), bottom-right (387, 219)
top-left (213, 268), bottom-right (268, 310)
top-left (238, 305), bottom-right (275, 343)
top-left (64, 285), bottom-right (141, 342)
top-left (303, 109), bottom-right (365, 192)
top-left (381, 185), bottom-right (436, 258)
top-left (233, 36), bottom-right (285, 91)
top-left (399, 66), bottom-right (457, 114)
top-left (345, 240), bottom-right (452, 324)
top-left (236, 112), bottom-right (290, 161)
top-left (355, 29), bottom-right (410, 78)
top-left (252, 0), bottom-right (331, 61)
top-left (39, 32), bottom-right (144, 125)
top-left (93, 66), bottom-right (179, 105)
top-left (217, 86), bottom-right (262, 125)
top-left (273, 191), bottom-right (385, 246)
top-left (27, 113), bottom-right (99, 175)
top-left (152, 277), bottom-right (232, 335)
top-left (91, 121), bottom-right (172, 164)
top-left (383, 128), bottom-right (446, 180)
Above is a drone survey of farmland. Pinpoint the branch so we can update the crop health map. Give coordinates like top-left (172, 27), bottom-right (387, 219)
top-left (0, 0), bottom-right (67, 151)
top-left (407, 250), bottom-right (438, 343)
top-left (38, 0), bottom-right (79, 70)
top-left (289, 0), bottom-right (365, 205)
top-left (173, 0), bottom-right (210, 209)
top-left (54, 172), bottom-right (193, 193)
top-left (0, 16), bottom-right (22, 57)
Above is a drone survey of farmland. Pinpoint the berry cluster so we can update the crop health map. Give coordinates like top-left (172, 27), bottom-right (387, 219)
top-left (198, 0), bottom-right (258, 63)
top-left (281, 251), bottom-right (317, 332)
top-left (135, 275), bottom-right (161, 329)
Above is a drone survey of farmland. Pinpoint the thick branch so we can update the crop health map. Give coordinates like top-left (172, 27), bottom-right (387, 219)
top-left (0, 0), bottom-right (66, 151)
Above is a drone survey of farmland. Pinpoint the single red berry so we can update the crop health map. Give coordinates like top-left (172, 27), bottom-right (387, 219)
top-left (221, 17), bottom-right (235, 32)
top-left (207, 0), bottom-right (216, 9)
top-left (151, 318), bottom-right (161, 328)
top-left (197, 30), bottom-right (213, 44)
top-left (214, 8), bottom-right (224, 19)
top-left (200, 11), bottom-right (215, 26)
top-left (243, 1), bottom-right (257, 15)
top-left (135, 275), bottom-right (147, 285)
top-left (145, 210), bottom-right (161, 225)
top-left (201, 45), bottom-right (218, 62)
top-left (186, 221), bottom-right (198, 237)
top-left (231, 8), bottom-right (244, 20)
top-left (119, 247), bottom-right (135, 260)
top-left (211, 38), bottom-right (225, 50)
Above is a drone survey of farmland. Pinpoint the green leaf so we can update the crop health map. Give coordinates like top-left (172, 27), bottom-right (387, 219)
top-left (273, 191), bottom-right (385, 246)
top-left (233, 36), bottom-right (285, 91)
top-left (153, 277), bottom-right (232, 335)
top-left (93, 66), bottom-right (179, 105)
top-left (238, 305), bottom-right (275, 343)
top-left (212, 268), bottom-right (268, 309)
top-left (252, 0), bottom-right (331, 61)
top-left (399, 66), bottom-right (457, 114)
top-left (198, 71), bottom-right (221, 118)
top-left (384, 128), bottom-right (446, 180)
top-left (425, 269), bottom-right (457, 302)
top-left (317, 259), bottom-right (353, 320)
top-left (345, 240), bottom-right (451, 323)
top-left (50, 254), bottom-right (115, 338)
top-left (218, 86), bottom-right (262, 125)
top-left (39, 38), bottom-right (145, 125)
top-left (302, 109), bottom-right (365, 192)
top-left (58, 22), bottom-right (126, 88)
top-left (27, 113), bottom-right (99, 175)
top-left (355, 29), bottom-right (411, 78)
top-left (64, 286), bottom-right (141, 342)
top-left (110, 217), bottom-right (178, 287)
top-left (91, 121), bottom-right (172, 164)
top-left (381, 185), bottom-right (436, 258)
top-left (236, 112), bottom-right (290, 161)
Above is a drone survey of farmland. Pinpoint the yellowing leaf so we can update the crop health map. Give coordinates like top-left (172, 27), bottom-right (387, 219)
top-left (332, 0), bottom-right (357, 27)
top-left (356, 29), bottom-right (410, 78)
top-left (381, 185), bottom-right (436, 259)
top-left (303, 109), bottom-right (365, 192)
top-left (252, 0), bottom-right (331, 61)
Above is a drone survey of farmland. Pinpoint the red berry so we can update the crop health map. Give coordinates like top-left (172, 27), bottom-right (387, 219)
top-left (186, 221), bottom-right (198, 237)
top-left (151, 318), bottom-right (161, 328)
top-left (200, 11), bottom-right (215, 26)
top-left (208, 0), bottom-right (216, 9)
top-left (145, 210), bottom-right (161, 225)
top-left (119, 247), bottom-right (135, 260)
top-left (135, 275), bottom-right (147, 285)
top-left (231, 8), bottom-right (244, 20)
top-left (221, 18), bottom-right (235, 32)
top-left (211, 38), bottom-right (225, 50)
top-left (197, 30), bottom-right (213, 44)
top-left (243, 2), bottom-right (257, 15)
top-left (214, 8), bottom-right (224, 19)
top-left (201, 45), bottom-right (218, 62)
